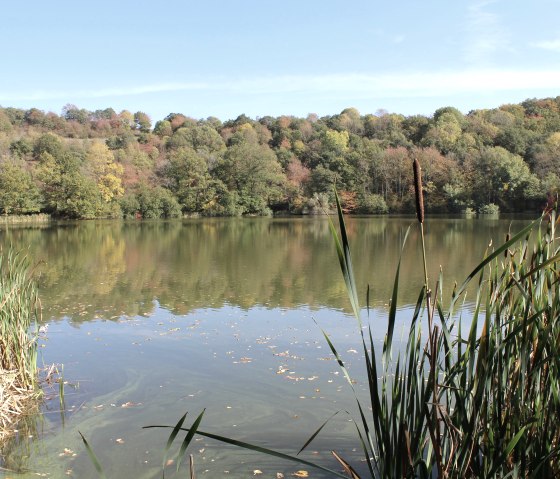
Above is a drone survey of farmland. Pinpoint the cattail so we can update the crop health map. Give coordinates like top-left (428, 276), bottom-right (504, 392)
top-left (413, 158), bottom-right (424, 224)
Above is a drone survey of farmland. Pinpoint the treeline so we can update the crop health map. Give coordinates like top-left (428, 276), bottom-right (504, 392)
top-left (0, 98), bottom-right (559, 219)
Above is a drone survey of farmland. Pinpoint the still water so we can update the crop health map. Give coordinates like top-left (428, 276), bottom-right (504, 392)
top-left (0, 216), bottom-right (531, 478)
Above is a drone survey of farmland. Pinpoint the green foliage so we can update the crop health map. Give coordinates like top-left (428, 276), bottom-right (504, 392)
top-left (133, 111), bottom-right (151, 133)
top-left (0, 162), bottom-right (41, 215)
top-left (164, 148), bottom-right (216, 213)
top-left (478, 202), bottom-right (500, 214)
top-left (216, 137), bottom-right (285, 215)
top-left (135, 186), bottom-right (182, 219)
top-left (38, 152), bottom-right (104, 219)
top-left (153, 120), bottom-right (173, 137)
top-left (356, 192), bottom-right (388, 214)
top-left (33, 133), bottom-right (64, 159)
top-left (119, 194), bottom-right (141, 219)
top-left (467, 146), bottom-right (540, 210)
top-left (9, 138), bottom-right (33, 158)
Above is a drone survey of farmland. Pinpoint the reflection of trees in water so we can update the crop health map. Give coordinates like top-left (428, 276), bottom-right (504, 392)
top-left (0, 218), bottom-right (530, 323)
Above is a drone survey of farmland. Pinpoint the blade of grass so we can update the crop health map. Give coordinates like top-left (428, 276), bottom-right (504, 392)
top-left (79, 431), bottom-right (108, 479)
top-left (176, 409), bottom-right (205, 472)
top-left (144, 424), bottom-right (350, 479)
top-left (384, 225), bottom-right (411, 362)
top-left (297, 411), bottom-right (340, 455)
top-left (162, 411), bottom-right (188, 476)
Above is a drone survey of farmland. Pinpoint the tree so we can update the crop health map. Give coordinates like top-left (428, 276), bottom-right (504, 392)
top-left (134, 112), bottom-right (152, 133)
top-left (215, 139), bottom-right (286, 215)
top-left (164, 148), bottom-right (215, 213)
top-left (153, 120), bottom-right (173, 138)
top-left (9, 138), bottom-right (33, 159)
top-left (135, 185), bottom-right (182, 219)
top-left (38, 151), bottom-right (103, 219)
top-left (62, 104), bottom-right (90, 124)
top-left (33, 133), bottom-right (64, 159)
top-left (423, 112), bottom-right (462, 154)
top-left (166, 123), bottom-right (225, 153)
top-left (86, 141), bottom-right (124, 202)
top-left (465, 146), bottom-right (541, 210)
top-left (0, 162), bottom-right (41, 215)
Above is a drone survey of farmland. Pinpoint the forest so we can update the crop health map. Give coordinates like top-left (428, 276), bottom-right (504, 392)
top-left (0, 98), bottom-right (558, 219)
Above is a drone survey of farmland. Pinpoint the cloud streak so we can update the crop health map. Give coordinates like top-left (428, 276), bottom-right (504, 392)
top-left (464, 0), bottom-right (511, 66)
top-left (532, 38), bottom-right (560, 52)
top-left (3, 69), bottom-right (560, 103)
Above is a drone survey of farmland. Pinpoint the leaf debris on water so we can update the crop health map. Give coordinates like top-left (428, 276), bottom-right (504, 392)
top-left (292, 471), bottom-right (309, 477)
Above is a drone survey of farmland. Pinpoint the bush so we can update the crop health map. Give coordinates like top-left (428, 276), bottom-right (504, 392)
top-left (478, 203), bottom-right (500, 215)
top-left (356, 193), bottom-right (388, 214)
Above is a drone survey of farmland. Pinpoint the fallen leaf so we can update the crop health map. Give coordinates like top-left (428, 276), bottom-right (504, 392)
top-left (292, 471), bottom-right (309, 478)
top-left (59, 447), bottom-right (74, 457)
top-left (253, 470), bottom-right (263, 475)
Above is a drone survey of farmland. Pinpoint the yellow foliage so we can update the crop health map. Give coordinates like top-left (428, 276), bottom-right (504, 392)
top-left (86, 141), bottom-right (124, 202)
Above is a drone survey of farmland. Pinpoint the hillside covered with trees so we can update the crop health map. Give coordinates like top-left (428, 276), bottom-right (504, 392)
top-left (0, 98), bottom-right (558, 219)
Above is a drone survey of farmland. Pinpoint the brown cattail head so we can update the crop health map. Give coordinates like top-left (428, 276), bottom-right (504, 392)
top-left (413, 158), bottom-right (424, 223)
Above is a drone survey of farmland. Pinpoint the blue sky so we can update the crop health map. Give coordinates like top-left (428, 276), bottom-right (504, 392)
top-left (1, 0), bottom-right (559, 122)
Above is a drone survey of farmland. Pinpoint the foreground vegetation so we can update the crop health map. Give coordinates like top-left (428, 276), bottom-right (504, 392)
top-left (0, 250), bottom-right (40, 443)
top-left (1, 97), bottom-right (560, 219)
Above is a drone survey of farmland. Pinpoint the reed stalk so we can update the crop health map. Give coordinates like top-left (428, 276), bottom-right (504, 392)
top-left (0, 249), bottom-right (40, 443)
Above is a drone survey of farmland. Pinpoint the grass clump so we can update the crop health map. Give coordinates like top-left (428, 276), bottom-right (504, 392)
top-left (0, 249), bottom-right (41, 443)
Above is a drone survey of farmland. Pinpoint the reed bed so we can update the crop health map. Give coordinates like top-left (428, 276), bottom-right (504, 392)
top-left (312, 164), bottom-right (560, 477)
top-left (0, 250), bottom-right (40, 443)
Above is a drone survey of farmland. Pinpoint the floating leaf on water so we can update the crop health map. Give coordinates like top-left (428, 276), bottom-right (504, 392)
top-left (59, 447), bottom-right (75, 457)
top-left (292, 471), bottom-right (309, 478)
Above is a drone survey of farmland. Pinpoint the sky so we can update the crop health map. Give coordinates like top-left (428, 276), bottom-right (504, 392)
top-left (1, 0), bottom-right (559, 123)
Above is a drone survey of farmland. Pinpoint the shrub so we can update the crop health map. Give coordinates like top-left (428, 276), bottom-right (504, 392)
top-left (478, 202), bottom-right (500, 215)
top-left (356, 193), bottom-right (388, 214)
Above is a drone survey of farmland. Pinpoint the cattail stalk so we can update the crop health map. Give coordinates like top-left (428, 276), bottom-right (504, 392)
top-left (413, 162), bottom-right (441, 477)
top-left (413, 159), bottom-right (429, 294)
top-left (413, 158), bottom-right (424, 224)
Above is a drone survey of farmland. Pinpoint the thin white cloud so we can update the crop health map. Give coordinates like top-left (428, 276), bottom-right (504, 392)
top-left (2, 70), bottom-right (560, 103)
top-left (532, 38), bottom-right (560, 52)
top-left (464, 0), bottom-right (511, 65)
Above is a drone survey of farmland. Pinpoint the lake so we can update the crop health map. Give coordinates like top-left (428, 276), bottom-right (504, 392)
top-left (0, 215), bottom-right (531, 478)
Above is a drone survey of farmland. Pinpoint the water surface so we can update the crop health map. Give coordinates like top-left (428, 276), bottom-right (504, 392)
top-left (0, 216), bottom-right (530, 478)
